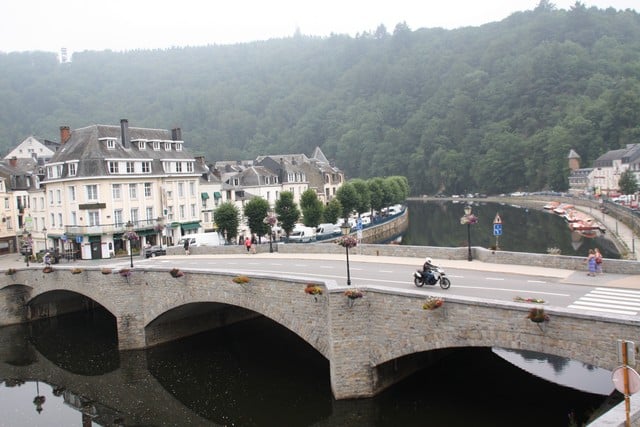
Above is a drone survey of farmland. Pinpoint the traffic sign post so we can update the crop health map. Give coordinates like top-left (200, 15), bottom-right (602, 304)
top-left (613, 340), bottom-right (639, 427)
top-left (493, 213), bottom-right (502, 250)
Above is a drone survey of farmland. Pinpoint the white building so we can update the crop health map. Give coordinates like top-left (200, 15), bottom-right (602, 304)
top-left (43, 120), bottom-right (205, 260)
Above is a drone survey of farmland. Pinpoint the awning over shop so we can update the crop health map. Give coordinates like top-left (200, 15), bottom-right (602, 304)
top-left (201, 192), bottom-right (209, 200)
top-left (136, 229), bottom-right (156, 236)
top-left (213, 191), bottom-right (222, 199)
top-left (181, 221), bottom-right (201, 230)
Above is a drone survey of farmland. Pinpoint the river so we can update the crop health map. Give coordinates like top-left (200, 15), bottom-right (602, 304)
top-left (402, 200), bottom-right (620, 259)
top-left (0, 309), bottom-right (621, 426)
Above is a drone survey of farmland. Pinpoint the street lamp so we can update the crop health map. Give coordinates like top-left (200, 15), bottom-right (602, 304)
top-left (124, 221), bottom-right (138, 268)
top-left (460, 204), bottom-right (478, 261)
top-left (155, 217), bottom-right (165, 249)
top-left (33, 380), bottom-right (45, 414)
top-left (42, 226), bottom-right (47, 252)
top-left (340, 222), bottom-right (353, 286)
top-left (264, 214), bottom-right (277, 253)
top-left (22, 229), bottom-right (31, 267)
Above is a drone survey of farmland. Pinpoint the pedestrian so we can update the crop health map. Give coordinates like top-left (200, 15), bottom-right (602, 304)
top-left (245, 235), bottom-right (252, 253)
top-left (584, 249), bottom-right (596, 276)
top-left (44, 252), bottom-right (51, 267)
top-left (595, 248), bottom-right (603, 274)
top-left (183, 238), bottom-right (190, 255)
top-left (250, 234), bottom-right (257, 254)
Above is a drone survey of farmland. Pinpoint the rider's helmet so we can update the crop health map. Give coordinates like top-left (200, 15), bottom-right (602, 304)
top-left (425, 257), bottom-right (433, 266)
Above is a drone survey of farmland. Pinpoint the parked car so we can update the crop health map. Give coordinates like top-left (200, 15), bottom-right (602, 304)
top-left (145, 245), bottom-right (167, 258)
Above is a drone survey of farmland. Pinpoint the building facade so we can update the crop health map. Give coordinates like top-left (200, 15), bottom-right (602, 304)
top-left (43, 120), bottom-right (205, 259)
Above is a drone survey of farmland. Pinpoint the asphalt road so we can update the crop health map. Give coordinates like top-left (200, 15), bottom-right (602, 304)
top-left (131, 253), bottom-right (640, 317)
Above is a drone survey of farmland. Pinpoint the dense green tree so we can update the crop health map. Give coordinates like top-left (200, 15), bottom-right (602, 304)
top-left (214, 202), bottom-right (240, 243)
top-left (350, 179), bottom-right (371, 214)
top-left (243, 197), bottom-right (270, 238)
top-left (300, 189), bottom-right (323, 227)
top-left (618, 169), bottom-right (639, 195)
top-left (275, 191), bottom-right (300, 237)
top-left (323, 198), bottom-right (342, 224)
top-left (335, 182), bottom-right (359, 220)
top-left (367, 177), bottom-right (387, 213)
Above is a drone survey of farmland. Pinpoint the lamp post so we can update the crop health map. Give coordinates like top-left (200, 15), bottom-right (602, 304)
top-left (42, 226), bottom-right (47, 252)
top-left (460, 204), bottom-right (477, 261)
top-left (264, 214), bottom-right (277, 253)
top-left (155, 217), bottom-right (165, 249)
top-left (22, 229), bottom-right (31, 267)
top-left (340, 223), bottom-right (353, 286)
top-left (124, 221), bottom-right (138, 268)
top-left (33, 380), bottom-right (45, 414)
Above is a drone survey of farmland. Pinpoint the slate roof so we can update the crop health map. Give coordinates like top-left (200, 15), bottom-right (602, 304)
top-left (48, 123), bottom-right (198, 180)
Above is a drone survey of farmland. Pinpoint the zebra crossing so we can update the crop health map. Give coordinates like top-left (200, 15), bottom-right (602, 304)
top-left (568, 287), bottom-right (640, 316)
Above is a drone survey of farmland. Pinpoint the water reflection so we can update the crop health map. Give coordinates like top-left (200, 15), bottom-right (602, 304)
top-left (0, 311), bottom-right (621, 426)
top-left (404, 200), bottom-right (620, 258)
top-left (493, 348), bottom-right (615, 395)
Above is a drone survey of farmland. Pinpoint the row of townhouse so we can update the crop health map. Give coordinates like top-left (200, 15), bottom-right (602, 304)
top-left (0, 119), bottom-right (345, 260)
top-left (568, 144), bottom-right (640, 197)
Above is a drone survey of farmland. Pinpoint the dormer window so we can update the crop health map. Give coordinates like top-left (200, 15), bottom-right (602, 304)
top-left (99, 137), bottom-right (117, 150)
top-left (164, 142), bottom-right (171, 151)
top-left (138, 140), bottom-right (146, 150)
top-left (186, 162), bottom-right (194, 173)
top-left (175, 143), bottom-right (183, 151)
top-left (176, 162), bottom-right (183, 172)
top-left (69, 162), bottom-right (77, 177)
top-left (152, 141), bottom-right (161, 150)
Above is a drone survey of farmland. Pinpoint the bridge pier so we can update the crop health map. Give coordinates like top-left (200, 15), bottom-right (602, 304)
top-left (116, 314), bottom-right (148, 350)
top-left (0, 284), bottom-right (31, 326)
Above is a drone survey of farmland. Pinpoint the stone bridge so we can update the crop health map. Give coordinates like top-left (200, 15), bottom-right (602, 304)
top-left (1, 266), bottom-right (639, 400)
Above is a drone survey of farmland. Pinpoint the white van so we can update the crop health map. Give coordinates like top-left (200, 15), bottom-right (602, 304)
top-left (288, 225), bottom-right (317, 243)
top-left (316, 223), bottom-right (341, 238)
top-left (176, 232), bottom-right (225, 248)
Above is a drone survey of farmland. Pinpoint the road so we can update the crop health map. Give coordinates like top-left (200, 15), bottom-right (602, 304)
top-left (130, 253), bottom-right (640, 317)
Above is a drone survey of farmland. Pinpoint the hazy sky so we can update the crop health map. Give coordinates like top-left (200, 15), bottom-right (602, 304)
top-left (1, 0), bottom-right (637, 54)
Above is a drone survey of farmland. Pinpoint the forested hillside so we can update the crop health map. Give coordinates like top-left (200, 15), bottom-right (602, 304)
top-left (1, 3), bottom-right (639, 195)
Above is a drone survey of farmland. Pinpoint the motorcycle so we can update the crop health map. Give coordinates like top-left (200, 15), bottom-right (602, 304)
top-left (414, 266), bottom-right (451, 290)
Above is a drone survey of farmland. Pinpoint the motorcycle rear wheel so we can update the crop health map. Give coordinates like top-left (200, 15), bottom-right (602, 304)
top-left (439, 277), bottom-right (451, 290)
top-left (414, 276), bottom-right (424, 287)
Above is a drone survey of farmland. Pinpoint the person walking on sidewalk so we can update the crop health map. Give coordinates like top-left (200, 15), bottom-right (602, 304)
top-left (595, 248), bottom-right (603, 274)
top-left (585, 249), bottom-right (597, 276)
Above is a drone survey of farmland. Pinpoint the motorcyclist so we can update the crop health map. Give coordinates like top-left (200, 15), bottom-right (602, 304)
top-left (422, 257), bottom-right (436, 285)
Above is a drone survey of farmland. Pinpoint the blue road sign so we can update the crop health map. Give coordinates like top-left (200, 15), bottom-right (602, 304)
top-left (356, 219), bottom-right (363, 230)
top-left (493, 223), bottom-right (503, 236)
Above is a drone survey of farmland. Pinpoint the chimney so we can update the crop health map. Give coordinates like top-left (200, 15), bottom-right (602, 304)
top-left (171, 128), bottom-right (182, 141)
top-left (195, 156), bottom-right (205, 164)
top-left (60, 126), bottom-right (71, 144)
top-left (9, 156), bottom-right (17, 168)
top-left (120, 119), bottom-right (129, 149)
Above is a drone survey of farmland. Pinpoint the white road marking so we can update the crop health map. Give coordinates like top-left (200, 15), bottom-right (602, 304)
top-left (485, 277), bottom-right (505, 281)
top-left (568, 304), bottom-right (636, 316)
top-left (527, 280), bottom-right (547, 284)
top-left (569, 287), bottom-right (640, 315)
